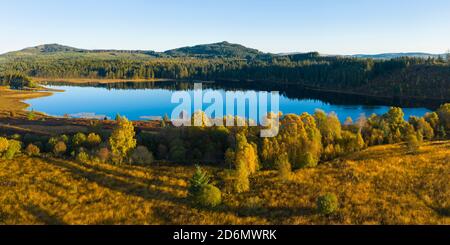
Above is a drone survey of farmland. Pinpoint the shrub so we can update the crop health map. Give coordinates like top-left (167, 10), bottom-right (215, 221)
top-left (25, 143), bottom-right (40, 156)
top-left (131, 146), bottom-right (154, 165)
top-left (317, 193), bottom-right (339, 215)
top-left (53, 141), bottom-right (67, 156)
top-left (11, 134), bottom-right (21, 140)
top-left (86, 133), bottom-right (102, 148)
top-left (0, 137), bottom-right (9, 154)
top-left (196, 184), bottom-right (222, 208)
top-left (97, 147), bottom-right (110, 162)
top-left (4, 140), bottom-right (22, 160)
top-left (76, 151), bottom-right (90, 163)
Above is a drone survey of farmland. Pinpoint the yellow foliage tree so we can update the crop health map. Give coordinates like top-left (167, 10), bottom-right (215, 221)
top-left (0, 137), bottom-right (9, 155)
top-left (228, 132), bottom-right (259, 193)
top-left (109, 115), bottom-right (137, 164)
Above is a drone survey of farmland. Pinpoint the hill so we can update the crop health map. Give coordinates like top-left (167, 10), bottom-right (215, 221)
top-left (0, 141), bottom-right (448, 224)
top-left (1, 43), bottom-right (446, 60)
top-left (0, 42), bottom-right (265, 60)
top-left (164, 41), bottom-right (264, 59)
top-left (0, 44), bottom-right (159, 63)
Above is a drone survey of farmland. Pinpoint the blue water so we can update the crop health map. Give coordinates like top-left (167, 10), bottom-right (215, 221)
top-left (25, 85), bottom-right (431, 122)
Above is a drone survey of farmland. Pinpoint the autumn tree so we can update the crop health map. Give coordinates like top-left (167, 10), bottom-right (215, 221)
top-left (314, 110), bottom-right (342, 145)
top-left (227, 132), bottom-right (259, 193)
top-left (0, 137), bottom-right (9, 156)
top-left (86, 133), bottom-right (102, 148)
top-left (409, 116), bottom-right (434, 140)
top-left (72, 132), bottom-right (87, 148)
top-left (276, 153), bottom-right (292, 182)
top-left (53, 141), bottom-right (67, 157)
top-left (437, 103), bottom-right (450, 136)
top-left (4, 140), bottom-right (21, 160)
top-left (109, 115), bottom-right (137, 164)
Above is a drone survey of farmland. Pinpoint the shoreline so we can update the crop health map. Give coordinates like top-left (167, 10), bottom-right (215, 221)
top-left (0, 86), bottom-right (53, 113)
top-left (33, 77), bottom-right (449, 102)
top-left (33, 77), bottom-right (175, 84)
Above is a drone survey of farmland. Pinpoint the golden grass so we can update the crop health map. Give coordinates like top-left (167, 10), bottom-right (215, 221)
top-left (0, 141), bottom-right (448, 224)
top-left (0, 87), bottom-right (51, 112)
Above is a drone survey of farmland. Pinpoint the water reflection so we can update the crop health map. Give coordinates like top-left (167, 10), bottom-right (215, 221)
top-left (29, 80), bottom-right (443, 121)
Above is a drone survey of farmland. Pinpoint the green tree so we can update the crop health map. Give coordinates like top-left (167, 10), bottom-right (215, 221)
top-left (188, 166), bottom-right (211, 198)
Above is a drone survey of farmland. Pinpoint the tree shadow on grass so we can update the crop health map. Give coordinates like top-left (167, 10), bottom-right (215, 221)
top-left (22, 204), bottom-right (67, 225)
top-left (45, 158), bottom-right (186, 204)
top-left (72, 160), bottom-right (187, 192)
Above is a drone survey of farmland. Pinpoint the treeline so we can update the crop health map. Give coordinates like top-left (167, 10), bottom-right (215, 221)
top-left (1, 54), bottom-right (449, 98)
top-left (0, 73), bottom-right (37, 89)
top-left (3, 103), bottom-right (449, 168)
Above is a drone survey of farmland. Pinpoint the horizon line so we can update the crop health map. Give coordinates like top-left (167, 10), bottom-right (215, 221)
top-left (1, 41), bottom-right (448, 57)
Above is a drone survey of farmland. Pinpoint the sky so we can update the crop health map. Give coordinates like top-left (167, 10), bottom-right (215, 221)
top-left (1, 0), bottom-right (449, 55)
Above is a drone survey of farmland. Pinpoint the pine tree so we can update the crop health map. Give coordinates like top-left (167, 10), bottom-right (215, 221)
top-left (188, 166), bottom-right (210, 197)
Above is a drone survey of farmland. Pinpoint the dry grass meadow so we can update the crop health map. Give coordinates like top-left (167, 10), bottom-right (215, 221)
top-left (1, 141), bottom-right (448, 225)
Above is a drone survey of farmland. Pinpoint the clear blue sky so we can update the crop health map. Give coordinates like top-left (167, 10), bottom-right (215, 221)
top-left (1, 0), bottom-right (449, 54)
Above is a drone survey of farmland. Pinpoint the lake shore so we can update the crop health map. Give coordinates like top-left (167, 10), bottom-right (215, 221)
top-left (33, 77), bottom-right (448, 102)
top-left (33, 77), bottom-right (175, 84)
top-left (0, 86), bottom-right (53, 112)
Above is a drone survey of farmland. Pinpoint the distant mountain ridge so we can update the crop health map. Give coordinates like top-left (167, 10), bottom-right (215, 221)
top-left (1, 42), bottom-right (445, 60)
top-left (351, 52), bottom-right (443, 59)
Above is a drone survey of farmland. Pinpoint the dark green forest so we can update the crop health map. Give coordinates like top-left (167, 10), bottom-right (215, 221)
top-left (0, 42), bottom-right (449, 99)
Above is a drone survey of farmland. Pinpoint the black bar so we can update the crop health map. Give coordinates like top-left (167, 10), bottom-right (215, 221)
top-left (0, 225), bottom-right (448, 243)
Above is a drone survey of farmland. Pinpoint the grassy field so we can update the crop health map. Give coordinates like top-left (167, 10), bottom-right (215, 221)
top-left (0, 141), bottom-right (448, 225)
